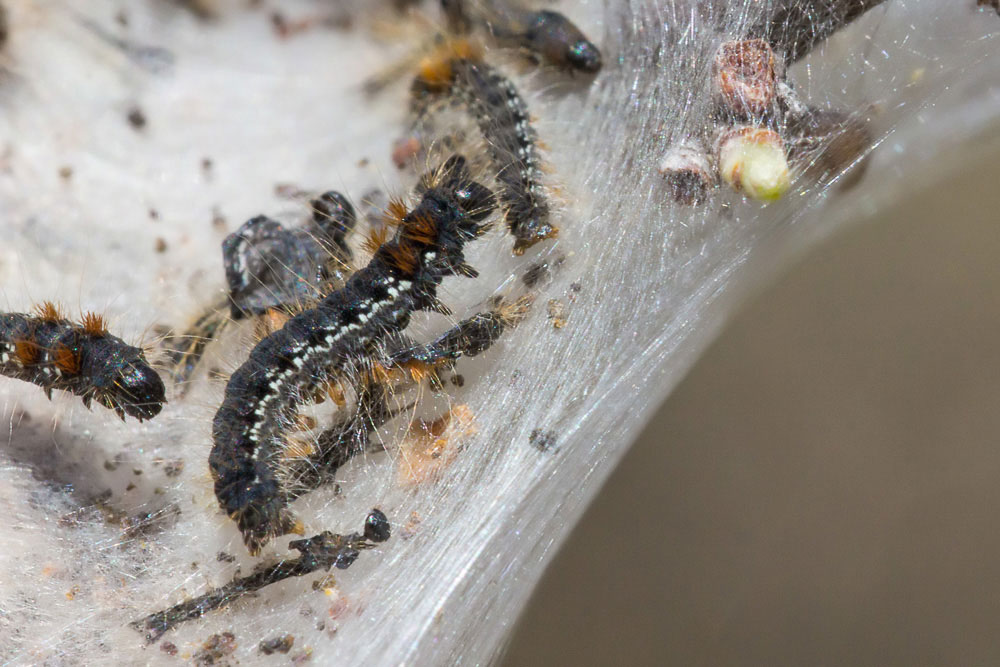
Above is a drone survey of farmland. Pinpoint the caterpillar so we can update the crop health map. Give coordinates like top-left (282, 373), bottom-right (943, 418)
top-left (210, 155), bottom-right (495, 554)
top-left (0, 303), bottom-right (165, 421)
top-left (133, 508), bottom-right (390, 642)
top-left (166, 191), bottom-right (357, 388)
top-left (441, 0), bottom-right (602, 73)
top-left (412, 51), bottom-right (553, 254)
top-left (283, 295), bottom-right (534, 498)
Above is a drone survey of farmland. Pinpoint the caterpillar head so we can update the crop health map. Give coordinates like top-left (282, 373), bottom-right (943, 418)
top-left (85, 343), bottom-right (166, 421)
top-left (112, 358), bottom-right (167, 421)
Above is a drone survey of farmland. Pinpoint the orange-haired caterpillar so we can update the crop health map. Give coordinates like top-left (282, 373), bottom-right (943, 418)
top-left (0, 304), bottom-right (165, 421)
top-left (441, 0), bottom-right (602, 73)
top-left (284, 295), bottom-right (533, 497)
top-left (412, 48), bottom-right (553, 254)
top-left (210, 155), bottom-right (494, 554)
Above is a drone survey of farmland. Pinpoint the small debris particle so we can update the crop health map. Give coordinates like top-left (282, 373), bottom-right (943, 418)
top-left (522, 262), bottom-right (549, 288)
top-left (163, 458), bottom-right (185, 477)
top-left (216, 551), bottom-right (236, 563)
top-left (397, 405), bottom-right (478, 486)
top-left (58, 166), bottom-right (73, 180)
top-left (160, 641), bottom-right (178, 656)
top-left (126, 105), bottom-right (147, 130)
top-left (364, 509), bottom-right (391, 543)
top-left (357, 157), bottom-right (369, 168)
top-left (125, 482), bottom-right (136, 492)
top-left (401, 511), bottom-right (422, 540)
top-left (201, 157), bottom-right (213, 175)
top-left (275, 183), bottom-right (308, 199)
top-left (529, 428), bottom-right (558, 452)
top-left (391, 136), bottom-right (422, 169)
top-left (191, 562), bottom-right (199, 571)
top-left (312, 574), bottom-right (337, 592)
top-left (546, 299), bottom-right (568, 329)
top-left (104, 458), bottom-right (121, 471)
top-left (451, 374), bottom-right (465, 387)
top-left (65, 585), bottom-right (80, 600)
top-left (291, 647), bottom-right (313, 664)
top-left (193, 632), bottom-right (237, 666)
top-left (211, 206), bottom-right (227, 230)
top-left (149, 208), bottom-right (160, 221)
top-left (133, 468), bottom-right (143, 476)
top-left (567, 282), bottom-right (583, 301)
top-left (154, 237), bottom-right (168, 253)
top-left (259, 634), bottom-right (295, 655)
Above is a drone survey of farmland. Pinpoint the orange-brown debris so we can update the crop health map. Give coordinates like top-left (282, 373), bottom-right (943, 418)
top-left (513, 226), bottom-right (559, 256)
top-left (396, 404), bottom-right (478, 486)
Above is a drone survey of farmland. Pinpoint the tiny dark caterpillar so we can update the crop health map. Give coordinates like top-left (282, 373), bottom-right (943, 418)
top-left (210, 155), bottom-right (495, 554)
top-left (166, 192), bottom-right (357, 388)
top-left (0, 303), bottom-right (165, 421)
top-left (132, 508), bottom-right (391, 642)
top-left (412, 50), bottom-right (553, 254)
top-left (441, 0), bottom-right (602, 73)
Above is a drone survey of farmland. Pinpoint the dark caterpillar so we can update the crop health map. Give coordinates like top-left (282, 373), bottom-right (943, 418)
top-left (441, 0), bottom-right (602, 73)
top-left (133, 509), bottom-right (390, 643)
top-left (412, 53), bottom-right (553, 254)
top-left (0, 303), bottom-right (165, 421)
top-left (283, 295), bottom-right (533, 498)
top-left (166, 192), bottom-right (356, 388)
top-left (210, 156), bottom-right (495, 554)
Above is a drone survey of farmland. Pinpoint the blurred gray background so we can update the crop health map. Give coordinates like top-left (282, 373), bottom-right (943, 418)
top-left (504, 148), bottom-right (1000, 665)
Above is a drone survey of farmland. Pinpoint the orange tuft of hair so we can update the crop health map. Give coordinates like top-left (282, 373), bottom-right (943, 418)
top-left (362, 226), bottom-right (391, 256)
top-left (255, 309), bottom-right (290, 340)
top-left (283, 436), bottom-right (317, 459)
top-left (35, 301), bottom-right (63, 323)
top-left (401, 212), bottom-right (438, 245)
top-left (415, 38), bottom-right (482, 88)
top-left (497, 295), bottom-right (535, 325)
top-left (402, 359), bottom-right (438, 383)
top-left (384, 242), bottom-right (419, 274)
top-left (52, 344), bottom-right (80, 374)
top-left (80, 311), bottom-right (108, 336)
top-left (382, 198), bottom-right (409, 228)
top-left (13, 338), bottom-right (39, 365)
top-left (327, 381), bottom-right (347, 407)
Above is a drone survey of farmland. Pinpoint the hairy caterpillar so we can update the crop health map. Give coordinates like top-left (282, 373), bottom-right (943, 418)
top-left (0, 303), bottom-right (165, 421)
top-left (210, 155), bottom-right (495, 554)
top-left (283, 295), bottom-right (534, 497)
top-left (412, 50), bottom-right (553, 254)
top-left (441, 0), bottom-right (602, 73)
top-left (167, 191), bottom-right (357, 387)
